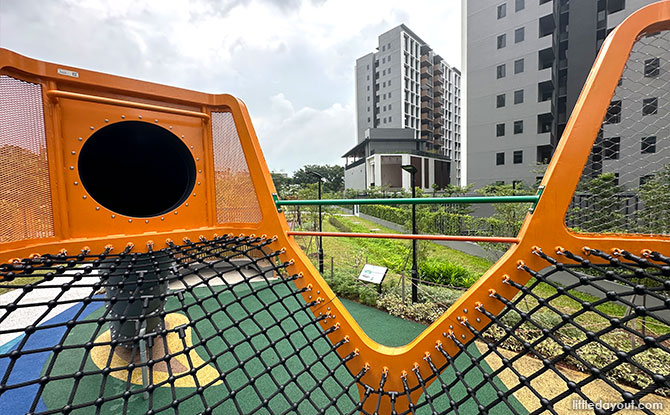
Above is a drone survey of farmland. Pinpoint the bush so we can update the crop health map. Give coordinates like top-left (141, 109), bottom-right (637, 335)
top-left (330, 271), bottom-right (379, 306)
top-left (377, 294), bottom-right (446, 324)
top-left (420, 259), bottom-right (477, 288)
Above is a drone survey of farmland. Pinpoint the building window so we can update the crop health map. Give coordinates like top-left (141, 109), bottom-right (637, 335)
top-left (497, 64), bottom-right (507, 79)
top-left (515, 27), bottom-right (525, 43)
top-left (640, 175), bottom-right (653, 186)
top-left (367, 96), bottom-right (370, 101)
top-left (608, 0), bottom-right (625, 14)
top-left (389, 92), bottom-right (392, 98)
top-left (497, 34), bottom-right (506, 49)
top-left (643, 97), bottom-right (658, 115)
top-left (496, 123), bottom-right (506, 137)
top-left (514, 58), bottom-right (525, 74)
top-left (641, 136), bottom-right (657, 154)
top-left (514, 89), bottom-right (524, 104)
top-left (389, 116), bottom-right (392, 122)
top-left (513, 150), bottom-right (523, 164)
top-left (389, 104), bottom-right (392, 110)
top-left (497, 3), bottom-right (507, 19)
top-left (367, 117), bottom-right (371, 122)
top-left (496, 152), bottom-right (505, 165)
top-left (496, 93), bottom-right (506, 108)
top-left (605, 100), bottom-right (622, 123)
top-left (603, 137), bottom-right (620, 160)
top-left (644, 58), bottom-right (660, 77)
top-left (514, 120), bottom-right (524, 134)
top-left (516, 0), bottom-right (525, 11)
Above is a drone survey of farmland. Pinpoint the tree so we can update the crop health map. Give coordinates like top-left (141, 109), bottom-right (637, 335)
top-left (638, 164), bottom-right (670, 234)
top-left (270, 172), bottom-right (293, 198)
top-left (568, 172), bottom-right (624, 233)
top-left (292, 164), bottom-right (344, 193)
top-left (477, 183), bottom-right (534, 236)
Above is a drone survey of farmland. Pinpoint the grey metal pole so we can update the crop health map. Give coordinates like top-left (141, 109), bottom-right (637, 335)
top-left (411, 172), bottom-right (418, 303)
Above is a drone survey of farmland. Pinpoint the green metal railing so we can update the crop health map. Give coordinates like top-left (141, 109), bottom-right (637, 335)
top-left (275, 195), bottom-right (540, 207)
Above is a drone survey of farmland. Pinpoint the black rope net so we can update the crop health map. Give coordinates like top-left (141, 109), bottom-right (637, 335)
top-left (0, 235), bottom-right (668, 414)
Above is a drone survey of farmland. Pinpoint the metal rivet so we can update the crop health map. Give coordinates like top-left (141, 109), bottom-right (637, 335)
top-left (174, 211), bottom-right (178, 215)
top-left (456, 316), bottom-right (461, 321)
top-left (192, 193), bottom-right (196, 197)
top-left (190, 146), bottom-right (194, 149)
top-left (154, 119), bottom-right (158, 123)
top-left (185, 203), bottom-right (189, 207)
top-left (78, 137), bottom-right (83, 141)
top-left (463, 309), bottom-right (468, 314)
top-left (69, 166), bottom-right (74, 170)
top-left (181, 135), bottom-right (185, 138)
top-left (104, 119), bottom-right (109, 123)
top-left (96, 207), bottom-right (100, 211)
top-left (71, 151), bottom-right (76, 155)
top-left (121, 115), bottom-right (125, 119)
top-left (442, 332), bottom-right (447, 337)
top-left (111, 215), bottom-right (116, 219)
top-left (145, 220), bottom-right (149, 224)
top-left (198, 170), bottom-right (202, 174)
top-left (461, 334), bottom-right (466, 339)
top-left (197, 182), bottom-right (201, 186)
top-left (308, 296), bottom-right (312, 299)
top-left (317, 290), bottom-right (320, 294)
top-left (169, 125), bottom-right (172, 129)
top-left (74, 181), bottom-right (78, 185)
top-left (89, 126), bottom-right (94, 130)
top-left (138, 115), bottom-right (142, 119)
top-left (161, 217), bottom-right (165, 221)
top-left (449, 325), bottom-right (454, 329)
top-left (196, 157), bottom-right (200, 161)
top-left (476, 318), bottom-right (481, 323)
top-left (82, 195), bottom-right (87, 199)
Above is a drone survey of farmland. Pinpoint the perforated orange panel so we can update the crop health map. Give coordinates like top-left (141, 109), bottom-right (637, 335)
top-left (0, 75), bottom-right (54, 243)
top-left (211, 111), bottom-right (262, 224)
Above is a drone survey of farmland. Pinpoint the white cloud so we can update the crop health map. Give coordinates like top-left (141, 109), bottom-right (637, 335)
top-left (254, 93), bottom-right (354, 172)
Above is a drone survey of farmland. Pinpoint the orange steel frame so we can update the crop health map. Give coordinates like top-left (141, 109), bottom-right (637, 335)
top-left (1, 2), bottom-right (670, 413)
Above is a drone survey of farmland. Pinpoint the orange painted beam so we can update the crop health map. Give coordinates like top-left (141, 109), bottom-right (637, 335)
top-left (287, 230), bottom-right (520, 244)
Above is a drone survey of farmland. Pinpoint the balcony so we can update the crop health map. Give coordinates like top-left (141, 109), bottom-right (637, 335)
top-left (433, 77), bottom-right (443, 86)
top-left (434, 87), bottom-right (444, 96)
top-left (433, 117), bottom-right (443, 126)
top-left (433, 65), bottom-right (443, 75)
top-left (434, 126), bottom-right (445, 136)
top-left (421, 90), bottom-right (433, 101)
top-left (420, 55), bottom-right (431, 67)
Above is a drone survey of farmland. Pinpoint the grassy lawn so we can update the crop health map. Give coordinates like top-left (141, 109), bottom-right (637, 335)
top-left (309, 212), bottom-right (494, 279)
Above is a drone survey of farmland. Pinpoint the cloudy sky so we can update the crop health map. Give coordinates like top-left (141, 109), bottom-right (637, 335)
top-left (0, 0), bottom-right (461, 173)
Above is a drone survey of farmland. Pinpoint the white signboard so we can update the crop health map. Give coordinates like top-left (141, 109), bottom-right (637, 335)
top-left (357, 264), bottom-right (388, 285)
top-left (353, 204), bottom-right (360, 217)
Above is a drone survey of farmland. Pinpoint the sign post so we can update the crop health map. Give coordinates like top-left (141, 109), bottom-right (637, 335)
top-left (357, 264), bottom-right (388, 293)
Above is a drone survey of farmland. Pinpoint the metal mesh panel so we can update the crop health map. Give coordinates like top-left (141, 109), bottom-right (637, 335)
top-left (0, 75), bottom-right (54, 243)
top-left (0, 240), bottom-right (668, 414)
top-left (212, 112), bottom-right (262, 224)
top-left (566, 31), bottom-right (670, 235)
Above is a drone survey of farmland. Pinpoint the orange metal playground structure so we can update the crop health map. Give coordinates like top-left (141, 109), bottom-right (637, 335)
top-left (0, 2), bottom-right (669, 414)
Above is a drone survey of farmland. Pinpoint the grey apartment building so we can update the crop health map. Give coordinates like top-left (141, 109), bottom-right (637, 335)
top-left (344, 24), bottom-right (462, 191)
top-left (465, 0), bottom-right (659, 189)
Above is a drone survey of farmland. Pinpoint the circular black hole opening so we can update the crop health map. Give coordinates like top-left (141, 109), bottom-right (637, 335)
top-left (78, 121), bottom-right (196, 218)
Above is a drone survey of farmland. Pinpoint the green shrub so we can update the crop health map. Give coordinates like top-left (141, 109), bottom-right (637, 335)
top-left (419, 259), bottom-right (477, 288)
top-left (330, 271), bottom-right (379, 306)
top-left (377, 294), bottom-right (446, 324)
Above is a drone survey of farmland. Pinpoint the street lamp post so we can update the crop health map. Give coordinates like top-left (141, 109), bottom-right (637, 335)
top-left (401, 164), bottom-right (418, 303)
top-left (309, 171), bottom-right (325, 274)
